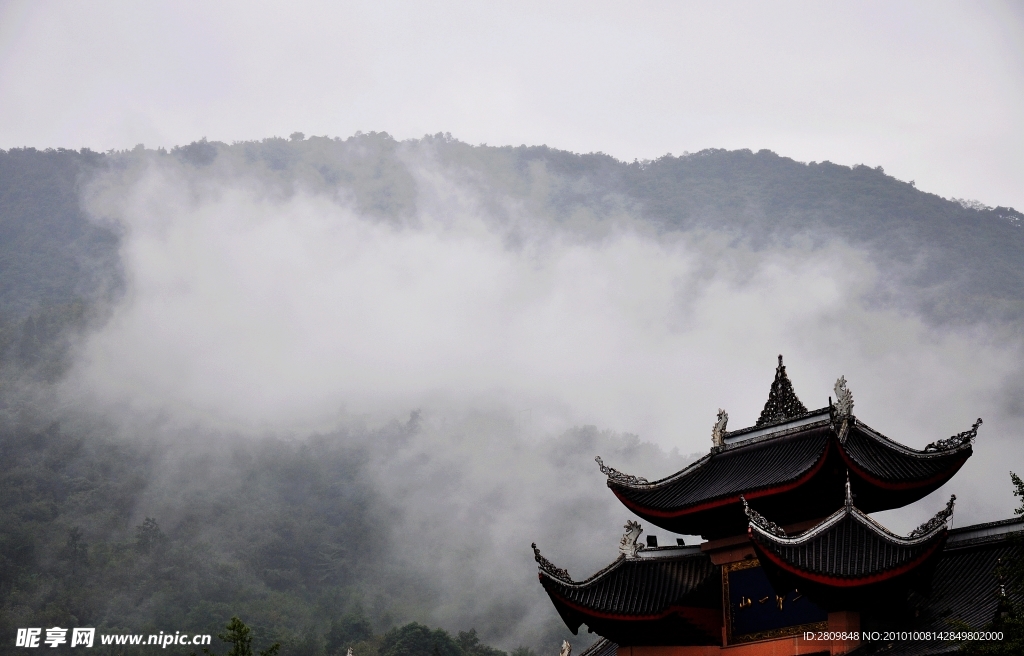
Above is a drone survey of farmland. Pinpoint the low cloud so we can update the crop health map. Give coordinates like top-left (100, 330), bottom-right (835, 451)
top-left (55, 141), bottom-right (1024, 647)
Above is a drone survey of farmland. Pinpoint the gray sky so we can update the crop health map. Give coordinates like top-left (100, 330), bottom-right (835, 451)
top-left (1, 0), bottom-right (1022, 209)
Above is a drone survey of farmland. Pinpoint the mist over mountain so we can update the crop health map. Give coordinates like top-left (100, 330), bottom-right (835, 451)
top-left (1, 134), bottom-right (1022, 655)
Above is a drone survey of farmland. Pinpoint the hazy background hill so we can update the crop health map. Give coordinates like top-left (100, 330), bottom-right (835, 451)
top-left (1, 135), bottom-right (1022, 655)
top-left (3, 136), bottom-right (1022, 367)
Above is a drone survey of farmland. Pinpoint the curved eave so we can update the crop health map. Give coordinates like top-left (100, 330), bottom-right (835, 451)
top-left (611, 441), bottom-right (831, 520)
top-left (537, 553), bottom-right (626, 590)
top-left (852, 420), bottom-right (973, 458)
top-left (839, 420), bottom-right (973, 491)
top-left (747, 506), bottom-right (949, 587)
top-left (535, 551), bottom-right (718, 618)
top-left (539, 574), bottom-right (705, 623)
top-left (606, 426), bottom-right (833, 518)
top-left (603, 421), bottom-right (972, 527)
top-left (753, 503), bottom-right (946, 547)
top-left (751, 533), bottom-right (946, 588)
top-left (537, 560), bottom-right (722, 645)
top-left (606, 451), bottom-right (713, 493)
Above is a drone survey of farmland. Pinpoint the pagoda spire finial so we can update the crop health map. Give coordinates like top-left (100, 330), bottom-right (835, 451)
top-left (755, 355), bottom-right (809, 427)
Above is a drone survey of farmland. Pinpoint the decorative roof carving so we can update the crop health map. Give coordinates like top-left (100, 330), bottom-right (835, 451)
top-left (532, 542), bottom-right (572, 582)
top-left (559, 641), bottom-right (571, 656)
top-left (924, 419), bottom-right (982, 452)
top-left (741, 495), bottom-right (786, 538)
top-left (756, 355), bottom-right (809, 427)
top-left (844, 470), bottom-right (854, 509)
top-left (619, 520), bottom-right (645, 559)
top-left (711, 409), bottom-right (728, 448)
top-left (908, 495), bottom-right (956, 539)
top-left (833, 376), bottom-right (854, 420)
top-left (595, 456), bottom-right (648, 486)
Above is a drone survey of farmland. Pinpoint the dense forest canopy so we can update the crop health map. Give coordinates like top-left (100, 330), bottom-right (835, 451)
top-left (0, 135), bottom-right (1022, 656)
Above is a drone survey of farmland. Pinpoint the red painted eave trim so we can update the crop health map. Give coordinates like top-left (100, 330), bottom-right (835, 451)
top-left (751, 533), bottom-right (946, 587)
top-left (540, 577), bottom-right (718, 624)
top-left (838, 445), bottom-right (969, 491)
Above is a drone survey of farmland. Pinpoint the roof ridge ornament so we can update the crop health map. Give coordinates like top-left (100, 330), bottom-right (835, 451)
top-left (834, 376), bottom-right (854, 420)
top-left (619, 520), bottom-right (645, 559)
top-left (755, 355), bottom-right (809, 427)
top-left (844, 470), bottom-right (854, 509)
top-left (828, 396), bottom-right (851, 443)
top-left (711, 409), bottom-right (728, 449)
top-left (595, 456), bottom-right (649, 486)
top-left (924, 418), bottom-right (982, 452)
top-left (908, 495), bottom-right (956, 538)
top-left (559, 641), bottom-right (571, 656)
top-left (741, 495), bottom-right (787, 538)
top-left (532, 542), bottom-right (573, 582)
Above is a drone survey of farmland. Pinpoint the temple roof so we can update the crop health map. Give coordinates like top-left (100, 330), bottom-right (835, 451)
top-left (603, 423), bottom-right (831, 510)
top-left (532, 530), bottom-right (721, 646)
top-left (532, 519), bottom-right (1019, 650)
top-left (536, 547), bottom-right (716, 616)
top-left (841, 419), bottom-right (980, 487)
top-left (849, 517), bottom-right (1024, 656)
top-left (533, 517), bottom-right (1022, 652)
top-left (746, 478), bottom-right (953, 587)
top-left (598, 364), bottom-right (978, 538)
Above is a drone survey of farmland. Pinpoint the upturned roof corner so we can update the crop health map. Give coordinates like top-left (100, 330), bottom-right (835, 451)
top-left (532, 542), bottom-right (572, 583)
top-left (924, 418), bottom-right (982, 452)
top-left (595, 456), bottom-right (648, 487)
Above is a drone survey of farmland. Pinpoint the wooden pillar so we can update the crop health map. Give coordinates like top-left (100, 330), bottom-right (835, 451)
top-left (826, 611), bottom-right (860, 654)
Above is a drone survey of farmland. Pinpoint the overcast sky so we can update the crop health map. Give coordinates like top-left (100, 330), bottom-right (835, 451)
top-left (1, 0), bottom-right (1022, 209)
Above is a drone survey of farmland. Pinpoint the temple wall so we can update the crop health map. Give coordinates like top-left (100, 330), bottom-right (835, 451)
top-left (615, 610), bottom-right (859, 656)
top-left (617, 635), bottom-right (854, 655)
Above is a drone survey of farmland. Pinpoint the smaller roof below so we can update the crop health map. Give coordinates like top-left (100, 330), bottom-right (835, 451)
top-left (746, 483), bottom-right (953, 586)
top-left (536, 548), bottom-right (717, 617)
top-left (532, 542), bottom-right (721, 646)
top-left (850, 517), bottom-right (1024, 656)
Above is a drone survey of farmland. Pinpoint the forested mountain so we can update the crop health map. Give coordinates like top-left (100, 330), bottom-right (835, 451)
top-left (0, 136), bottom-right (1021, 656)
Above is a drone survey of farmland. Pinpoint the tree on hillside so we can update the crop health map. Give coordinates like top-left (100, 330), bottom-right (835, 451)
top-left (379, 623), bottom-right (465, 656)
top-left (325, 608), bottom-right (373, 656)
top-left (456, 629), bottom-right (507, 656)
top-left (135, 517), bottom-right (167, 555)
top-left (196, 617), bottom-right (280, 656)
